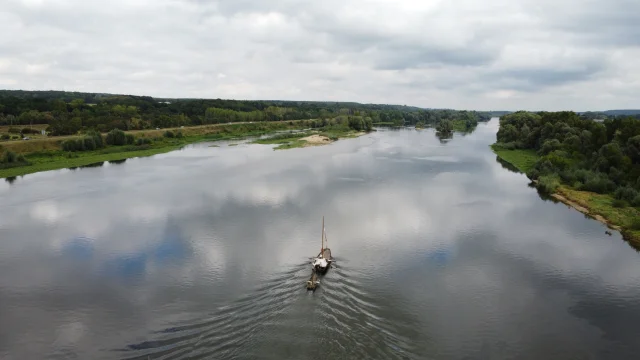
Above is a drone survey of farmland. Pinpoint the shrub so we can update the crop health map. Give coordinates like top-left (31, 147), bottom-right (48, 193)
top-left (106, 129), bottom-right (126, 145)
top-left (163, 130), bottom-right (175, 138)
top-left (8, 127), bottom-right (21, 134)
top-left (86, 131), bottom-right (104, 148)
top-left (538, 139), bottom-right (562, 156)
top-left (573, 169), bottom-right (593, 184)
top-left (2, 150), bottom-right (17, 163)
top-left (500, 142), bottom-right (518, 150)
top-left (537, 175), bottom-right (560, 194)
top-left (83, 137), bottom-right (96, 151)
top-left (176, 130), bottom-right (183, 138)
top-left (0, 134), bottom-right (10, 141)
top-left (631, 194), bottom-right (640, 207)
top-left (136, 138), bottom-right (152, 146)
top-left (614, 186), bottom-right (639, 202)
top-left (630, 218), bottom-right (640, 231)
top-left (559, 169), bottom-right (578, 184)
top-left (74, 139), bottom-right (85, 152)
top-left (527, 168), bottom-right (540, 180)
top-left (125, 134), bottom-right (135, 145)
top-left (612, 199), bottom-right (628, 208)
top-left (581, 173), bottom-right (616, 194)
top-left (542, 150), bottom-right (572, 171)
top-left (62, 140), bottom-right (77, 152)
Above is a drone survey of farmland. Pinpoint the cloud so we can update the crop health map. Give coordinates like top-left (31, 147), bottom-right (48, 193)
top-left (0, 0), bottom-right (638, 110)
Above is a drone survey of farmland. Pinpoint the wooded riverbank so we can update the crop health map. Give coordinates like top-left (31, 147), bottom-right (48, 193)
top-left (491, 145), bottom-right (640, 248)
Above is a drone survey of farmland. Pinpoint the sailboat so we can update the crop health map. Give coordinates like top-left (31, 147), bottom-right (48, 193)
top-left (312, 216), bottom-right (333, 274)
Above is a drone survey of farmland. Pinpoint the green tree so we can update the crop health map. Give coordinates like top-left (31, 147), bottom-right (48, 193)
top-left (436, 120), bottom-right (453, 134)
top-left (626, 135), bottom-right (640, 164)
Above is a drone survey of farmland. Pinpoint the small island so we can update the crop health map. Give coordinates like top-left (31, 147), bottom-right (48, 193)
top-left (491, 111), bottom-right (640, 247)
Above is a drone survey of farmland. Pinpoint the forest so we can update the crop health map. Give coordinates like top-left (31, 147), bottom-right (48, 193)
top-left (495, 111), bottom-right (640, 207)
top-left (0, 90), bottom-right (491, 136)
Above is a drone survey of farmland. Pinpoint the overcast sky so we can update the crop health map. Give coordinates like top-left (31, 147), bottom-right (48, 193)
top-left (1, 0), bottom-right (639, 111)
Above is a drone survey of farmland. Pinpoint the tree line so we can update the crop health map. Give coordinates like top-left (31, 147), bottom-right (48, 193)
top-left (0, 90), bottom-right (491, 136)
top-left (496, 111), bottom-right (640, 206)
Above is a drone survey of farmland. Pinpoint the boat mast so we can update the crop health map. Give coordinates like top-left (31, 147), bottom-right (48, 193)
top-left (321, 216), bottom-right (324, 257)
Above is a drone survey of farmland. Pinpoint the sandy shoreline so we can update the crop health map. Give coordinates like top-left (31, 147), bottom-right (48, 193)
top-left (299, 132), bottom-right (367, 147)
top-left (300, 134), bottom-right (332, 145)
top-left (551, 193), bottom-right (622, 231)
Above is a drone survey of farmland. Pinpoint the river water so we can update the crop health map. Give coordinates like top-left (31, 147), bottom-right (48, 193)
top-left (1, 119), bottom-right (640, 359)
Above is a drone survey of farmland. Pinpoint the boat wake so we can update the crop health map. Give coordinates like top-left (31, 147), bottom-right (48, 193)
top-left (116, 261), bottom-right (419, 360)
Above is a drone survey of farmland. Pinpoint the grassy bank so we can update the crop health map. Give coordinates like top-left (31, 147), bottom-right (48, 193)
top-left (490, 144), bottom-right (540, 173)
top-left (491, 144), bottom-right (640, 247)
top-left (0, 146), bottom-right (184, 178)
top-left (0, 121), bottom-right (314, 179)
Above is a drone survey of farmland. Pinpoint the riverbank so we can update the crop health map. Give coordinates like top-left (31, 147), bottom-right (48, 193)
top-left (491, 144), bottom-right (640, 247)
top-left (490, 144), bottom-right (539, 173)
top-left (0, 121), bottom-right (316, 179)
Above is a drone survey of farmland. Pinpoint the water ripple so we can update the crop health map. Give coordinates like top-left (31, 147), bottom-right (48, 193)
top-left (118, 261), bottom-right (419, 360)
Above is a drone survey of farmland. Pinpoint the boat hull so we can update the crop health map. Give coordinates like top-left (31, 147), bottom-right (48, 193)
top-left (314, 264), bottom-right (330, 274)
top-left (313, 248), bottom-right (332, 274)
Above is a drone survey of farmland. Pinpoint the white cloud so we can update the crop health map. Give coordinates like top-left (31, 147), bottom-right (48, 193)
top-left (0, 0), bottom-right (638, 108)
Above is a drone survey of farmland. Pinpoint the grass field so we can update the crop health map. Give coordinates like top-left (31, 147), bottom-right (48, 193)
top-left (0, 145), bottom-right (185, 179)
top-left (490, 144), bottom-right (540, 173)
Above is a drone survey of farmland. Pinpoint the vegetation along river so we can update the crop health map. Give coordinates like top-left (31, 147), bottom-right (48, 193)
top-left (1, 118), bottom-right (640, 359)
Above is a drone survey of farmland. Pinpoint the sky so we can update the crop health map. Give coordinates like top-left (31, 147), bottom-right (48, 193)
top-left (1, 0), bottom-right (639, 111)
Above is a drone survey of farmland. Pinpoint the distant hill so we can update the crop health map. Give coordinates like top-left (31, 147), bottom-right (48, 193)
top-left (578, 110), bottom-right (640, 116)
top-left (601, 110), bottom-right (640, 116)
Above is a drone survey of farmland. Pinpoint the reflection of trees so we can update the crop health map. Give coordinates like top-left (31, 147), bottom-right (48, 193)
top-left (109, 159), bottom-right (127, 165)
top-left (5, 176), bottom-right (17, 184)
top-left (495, 156), bottom-right (521, 174)
top-left (457, 124), bottom-right (478, 136)
top-left (435, 132), bottom-right (453, 144)
top-left (69, 161), bottom-right (105, 170)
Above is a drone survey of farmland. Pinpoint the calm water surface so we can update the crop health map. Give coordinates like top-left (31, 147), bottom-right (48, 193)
top-left (1, 119), bottom-right (640, 359)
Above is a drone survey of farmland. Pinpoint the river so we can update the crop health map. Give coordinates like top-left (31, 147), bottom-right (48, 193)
top-left (1, 119), bottom-right (640, 359)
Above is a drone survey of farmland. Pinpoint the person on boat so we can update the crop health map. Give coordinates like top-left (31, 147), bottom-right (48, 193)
top-left (312, 256), bottom-right (328, 270)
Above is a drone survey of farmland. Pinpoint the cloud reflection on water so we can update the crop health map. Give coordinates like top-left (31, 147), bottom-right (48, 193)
top-left (1, 120), bottom-right (640, 359)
